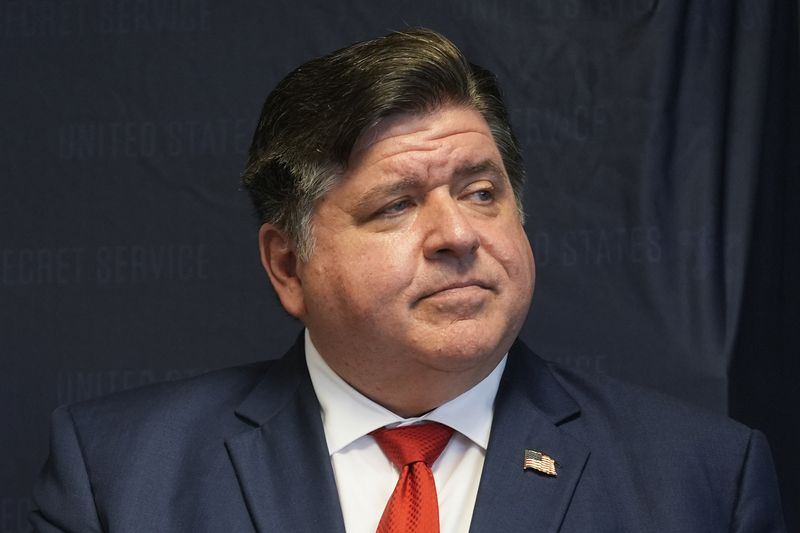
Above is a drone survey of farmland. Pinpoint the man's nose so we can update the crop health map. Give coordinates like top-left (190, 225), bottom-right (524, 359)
top-left (421, 194), bottom-right (480, 260)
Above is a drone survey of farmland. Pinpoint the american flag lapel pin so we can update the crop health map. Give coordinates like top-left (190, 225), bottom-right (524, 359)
top-left (523, 449), bottom-right (558, 477)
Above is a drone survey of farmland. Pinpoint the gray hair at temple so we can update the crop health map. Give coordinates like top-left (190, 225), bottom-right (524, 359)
top-left (241, 28), bottom-right (525, 261)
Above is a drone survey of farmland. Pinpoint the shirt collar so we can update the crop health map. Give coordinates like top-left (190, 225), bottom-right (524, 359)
top-left (304, 329), bottom-right (506, 455)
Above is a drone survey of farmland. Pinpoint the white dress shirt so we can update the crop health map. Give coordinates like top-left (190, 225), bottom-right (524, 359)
top-left (304, 330), bottom-right (506, 533)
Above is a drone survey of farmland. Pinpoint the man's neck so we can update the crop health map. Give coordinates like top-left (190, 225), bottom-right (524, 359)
top-left (305, 330), bottom-right (508, 417)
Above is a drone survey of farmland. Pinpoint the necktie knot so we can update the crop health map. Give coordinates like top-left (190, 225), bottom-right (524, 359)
top-left (371, 422), bottom-right (454, 468)
top-left (370, 422), bottom-right (453, 532)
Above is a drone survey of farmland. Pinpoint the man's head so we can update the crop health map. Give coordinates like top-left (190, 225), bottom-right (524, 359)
top-left (242, 28), bottom-right (525, 261)
top-left (243, 29), bottom-right (535, 416)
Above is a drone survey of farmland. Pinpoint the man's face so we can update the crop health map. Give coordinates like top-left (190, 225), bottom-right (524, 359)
top-left (278, 106), bottom-right (535, 408)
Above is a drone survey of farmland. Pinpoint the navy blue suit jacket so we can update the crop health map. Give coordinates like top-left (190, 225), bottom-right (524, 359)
top-left (31, 338), bottom-right (786, 532)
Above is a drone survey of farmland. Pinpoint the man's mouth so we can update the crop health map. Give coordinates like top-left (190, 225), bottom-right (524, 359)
top-left (420, 280), bottom-right (492, 300)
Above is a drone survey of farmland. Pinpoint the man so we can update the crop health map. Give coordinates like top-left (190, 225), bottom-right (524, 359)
top-left (31, 29), bottom-right (785, 532)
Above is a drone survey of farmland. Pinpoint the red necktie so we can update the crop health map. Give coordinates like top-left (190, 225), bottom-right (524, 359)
top-left (370, 422), bottom-right (454, 533)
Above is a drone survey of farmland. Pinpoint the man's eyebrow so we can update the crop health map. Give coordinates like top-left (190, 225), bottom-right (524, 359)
top-left (452, 159), bottom-right (506, 180)
top-left (353, 175), bottom-right (424, 211)
top-left (352, 160), bottom-right (505, 212)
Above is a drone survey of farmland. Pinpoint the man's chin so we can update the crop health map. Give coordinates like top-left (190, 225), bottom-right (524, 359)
top-left (407, 330), bottom-right (510, 373)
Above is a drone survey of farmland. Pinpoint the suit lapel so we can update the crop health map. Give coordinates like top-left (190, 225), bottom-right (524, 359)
top-left (469, 341), bottom-right (590, 533)
top-left (225, 339), bottom-right (346, 533)
top-left (222, 338), bottom-right (587, 532)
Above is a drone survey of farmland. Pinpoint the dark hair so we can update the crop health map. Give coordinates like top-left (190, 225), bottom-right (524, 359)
top-left (241, 28), bottom-right (524, 259)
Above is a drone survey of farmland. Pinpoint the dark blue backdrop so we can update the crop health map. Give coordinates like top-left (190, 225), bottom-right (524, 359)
top-left (1, 1), bottom-right (797, 531)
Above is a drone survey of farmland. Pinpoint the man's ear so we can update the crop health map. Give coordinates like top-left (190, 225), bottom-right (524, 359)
top-left (258, 223), bottom-right (306, 319)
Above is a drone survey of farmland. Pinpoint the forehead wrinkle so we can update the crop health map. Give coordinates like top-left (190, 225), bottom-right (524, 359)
top-left (353, 123), bottom-right (493, 167)
top-left (350, 122), bottom-right (433, 164)
top-left (423, 127), bottom-right (494, 144)
top-left (360, 141), bottom-right (439, 169)
top-left (357, 127), bottom-right (492, 172)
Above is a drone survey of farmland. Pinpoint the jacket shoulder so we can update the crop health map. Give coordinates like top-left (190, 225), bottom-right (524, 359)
top-left (60, 358), bottom-right (287, 458)
top-left (547, 360), bottom-right (752, 443)
top-left (538, 359), bottom-right (785, 531)
top-left (69, 360), bottom-right (272, 417)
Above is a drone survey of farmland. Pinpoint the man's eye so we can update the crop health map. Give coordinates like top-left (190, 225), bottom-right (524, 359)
top-left (469, 189), bottom-right (494, 203)
top-left (380, 199), bottom-right (413, 216)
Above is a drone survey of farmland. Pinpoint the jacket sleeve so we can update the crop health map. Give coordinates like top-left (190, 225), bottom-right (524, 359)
top-left (29, 405), bottom-right (104, 533)
top-left (731, 429), bottom-right (787, 532)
